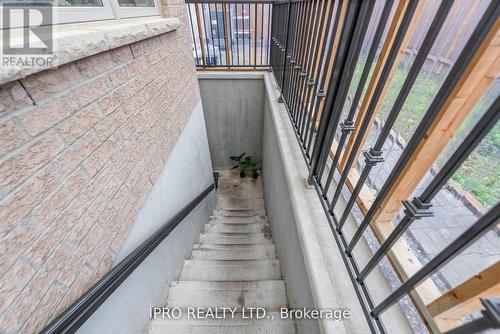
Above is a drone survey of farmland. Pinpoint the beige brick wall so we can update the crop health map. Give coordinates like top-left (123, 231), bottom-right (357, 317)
top-left (0, 6), bottom-right (200, 333)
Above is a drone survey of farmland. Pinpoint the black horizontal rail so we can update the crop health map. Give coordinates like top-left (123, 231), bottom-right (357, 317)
top-left (40, 184), bottom-right (215, 334)
top-left (186, 0), bottom-right (274, 3)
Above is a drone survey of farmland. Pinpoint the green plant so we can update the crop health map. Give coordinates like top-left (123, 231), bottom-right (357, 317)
top-left (246, 158), bottom-right (261, 178)
top-left (230, 152), bottom-right (248, 177)
top-left (230, 153), bottom-right (261, 178)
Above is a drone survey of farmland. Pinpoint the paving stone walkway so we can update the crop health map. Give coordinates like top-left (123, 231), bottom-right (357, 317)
top-left (358, 120), bottom-right (500, 291)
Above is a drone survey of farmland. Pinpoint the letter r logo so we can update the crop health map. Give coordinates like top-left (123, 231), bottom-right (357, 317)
top-left (1, 3), bottom-right (53, 55)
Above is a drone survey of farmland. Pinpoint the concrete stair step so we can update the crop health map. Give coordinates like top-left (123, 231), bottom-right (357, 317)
top-left (180, 260), bottom-right (282, 281)
top-left (204, 223), bottom-right (269, 234)
top-left (191, 245), bottom-right (276, 260)
top-left (214, 209), bottom-right (266, 217)
top-left (167, 281), bottom-right (287, 309)
top-left (199, 233), bottom-right (272, 245)
top-left (216, 197), bottom-right (265, 211)
top-left (192, 243), bottom-right (275, 251)
top-left (150, 313), bottom-right (295, 334)
top-left (209, 216), bottom-right (267, 225)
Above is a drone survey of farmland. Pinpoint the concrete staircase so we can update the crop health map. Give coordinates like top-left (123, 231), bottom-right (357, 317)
top-left (149, 170), bottom-right (296, 334)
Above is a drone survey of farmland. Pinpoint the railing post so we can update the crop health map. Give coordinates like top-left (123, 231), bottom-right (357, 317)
top-left (278, 0), bottom-right (292, 103)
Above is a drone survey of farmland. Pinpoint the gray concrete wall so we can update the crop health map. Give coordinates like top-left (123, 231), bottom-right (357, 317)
top-left (262, 86), bottom-right (321, 334)
top-left (198, 72), bottom-right (265, 169)
top-left (77, 102), bottom-right (215, 334)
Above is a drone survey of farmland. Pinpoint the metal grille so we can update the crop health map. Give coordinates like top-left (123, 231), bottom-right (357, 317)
top-left (269, 0), bottom-right (500, 333)
top-left (186, 1), bottom-right (273, 68)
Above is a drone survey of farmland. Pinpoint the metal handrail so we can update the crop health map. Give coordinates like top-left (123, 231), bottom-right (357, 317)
top-left (40, 184), bottom-right (214, 334)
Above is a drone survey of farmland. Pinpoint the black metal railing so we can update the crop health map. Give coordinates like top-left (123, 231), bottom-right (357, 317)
top-left (40, 184), bottom-right (214, 334)
top-left (269, 0), bottom-right (499, 333)
top-left (186, 0), bottom-right (272, 68)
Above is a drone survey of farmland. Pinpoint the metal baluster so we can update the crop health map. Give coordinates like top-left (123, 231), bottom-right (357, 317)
top-left (347, 0), bottom-right (500, 252)
top-left (267, 3), bottom-right (271, 66)
top-left (336, 0), bottom-right (454, 233)
top-left (187, 4), bottom-right (200, 67)
top-left (280, 1), bottom-right (292, 95)
top-left (358, 95), bottom-right (500, 281)
top-left (313, 0), bottom-right (375, 185)
top-left (308, 0), bottom-right (373, 185)
top-left (242, 3), bottom-right (246, 66)
top-left (235, 3), bottom-right (240, 66)
top-left (227, 3), bottom-right (233, 67)
top-left (216, 3), bottom-right (223, 65)
top-left (286, 1), bottom-right (305, 111)
top-left (302, 0), bottom-right (337, 152)
top-left (372, 202), bottom-right (500, 317)
top-left (260, 3), bottom-right (265, 66)
top-left (323, 0), bottom-right (418, 206)
top-left (305, 0), bottom-right (344, 157)
top-left (207, 4), bottom-right (217, 65)
top-left (282, 2), bottom-right (296, 103)
top-left (200, 4), bottom-right (213, 65)
top-left (291, 0), bottom-right (313, 123)
top-left (307, 0), bottom-right (359, 183)
top-left (248, 3), bottom-right (252, 66)
top-left (296, 0), bottom-right (323, 137)
top-left (321, 0), bottom-right (394, 196)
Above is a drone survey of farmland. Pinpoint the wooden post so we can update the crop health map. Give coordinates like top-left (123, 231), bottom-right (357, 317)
top-left (195, 4), bottom-right (207, 67)
top-left (373, 25), bottom-right (500, 226)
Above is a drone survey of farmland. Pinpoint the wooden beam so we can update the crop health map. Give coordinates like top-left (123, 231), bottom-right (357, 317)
top-left (223, 4), bottom-right (232, 66)
top-left (195, 4), bottom-right (207, 67)
top-left (428, 262), bottom-right (500, 320)
top-left (340, 0), bottom-right (424, 169)
top-left (374, 24), bottom-right (500, 226)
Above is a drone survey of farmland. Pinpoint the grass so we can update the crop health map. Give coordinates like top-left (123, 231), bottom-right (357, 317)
top-left (348, 58), bottom-right (499, 208)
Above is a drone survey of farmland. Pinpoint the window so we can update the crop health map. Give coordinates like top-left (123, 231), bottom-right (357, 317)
top-left (116, 0), bottom-right (159, 19)
top-left (0, 0), bottom-right (160, 26)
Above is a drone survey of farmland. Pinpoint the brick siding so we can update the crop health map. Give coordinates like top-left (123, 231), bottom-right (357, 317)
top-left (0, 6), bottom-right (200, 333)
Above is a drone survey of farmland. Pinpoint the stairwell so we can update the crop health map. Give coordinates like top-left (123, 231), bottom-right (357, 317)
top-left (149, 170), bottom-right (296, 333)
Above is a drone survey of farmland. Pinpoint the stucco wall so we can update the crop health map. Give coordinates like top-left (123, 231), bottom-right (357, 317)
top-left (198, 73), bottom-right (265, 169)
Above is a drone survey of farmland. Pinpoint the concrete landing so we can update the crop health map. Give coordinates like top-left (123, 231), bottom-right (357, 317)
top-left (149, 170), bottom-right (296, 334)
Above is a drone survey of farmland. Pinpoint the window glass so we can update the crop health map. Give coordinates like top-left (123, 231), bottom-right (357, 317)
top-left (118, 0), bottom-right (154, 7)
top-left (53, 0), bottom-right (103, 6)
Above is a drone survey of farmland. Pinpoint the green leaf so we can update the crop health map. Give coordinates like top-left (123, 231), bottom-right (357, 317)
top-left (230, 152), bottom-right (246, 162)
